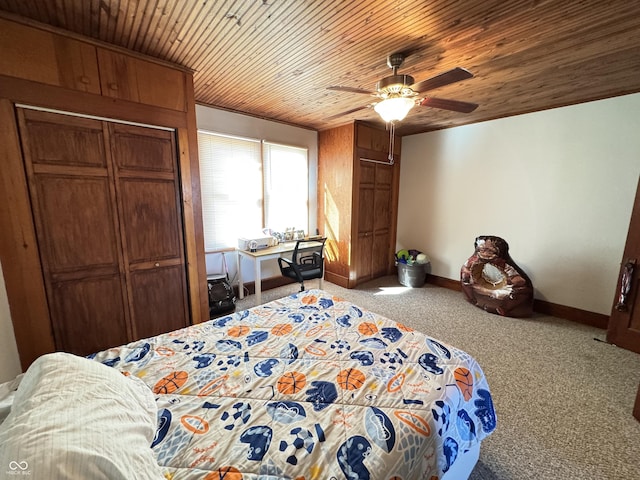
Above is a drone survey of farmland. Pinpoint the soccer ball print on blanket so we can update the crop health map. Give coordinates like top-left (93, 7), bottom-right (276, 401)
top-left (90, 290), bottom-right (496, 479)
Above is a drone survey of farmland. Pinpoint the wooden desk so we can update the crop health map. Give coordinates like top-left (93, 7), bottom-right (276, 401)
top-left (236, 241), bottom-right (324, 305)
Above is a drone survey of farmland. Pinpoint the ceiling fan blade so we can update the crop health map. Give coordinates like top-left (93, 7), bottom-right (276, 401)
top-left (327, 85), bottom-right (374, 95)
top-left (411, 67), bottom-right (474, 93)
top-left (420, 97), bottom-right (479, 113)
top-left (324, 105), bottom-right (370, 120)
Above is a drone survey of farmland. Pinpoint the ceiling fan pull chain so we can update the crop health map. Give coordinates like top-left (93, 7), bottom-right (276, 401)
top-left (388, 122), bottom-right (395, 164)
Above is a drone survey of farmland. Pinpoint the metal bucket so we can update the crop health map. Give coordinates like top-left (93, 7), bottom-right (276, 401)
top-left (397, 262), bottom-right (428, 288)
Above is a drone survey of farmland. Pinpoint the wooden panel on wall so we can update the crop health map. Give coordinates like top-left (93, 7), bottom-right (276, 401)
top-left (373, 184), bottom-right (392, 232)
top-left (0, 17), bottom-right (208, 369)
top-left (0, 18), bottom-right (100, 94)
top-left (97, 48), bottom-right (187, 111)
top-left (22, 111), bottom-right (106, 168)
top-left (358, 185), bottom-right (374, 234)
top-left (318, 123), bottom-right (355, 286)
top-left (33, 176), bottom-right (120, 271)
top-left (0, 100), bottom-right (55, 368)
top-left (119, 178), bottom-right (182, 262)
top-left (130, 265), bottom-right (189, 339)
top-left (319, 121), bottom-right (400, 288)
top-left (112, 126), bottom-right (176, 173)
top-left (372, 232), bottom-right (391, 277)
top-left (357, 234), bottom-right (374, 282)
top-left (179, 74), bottom-right (210, 324)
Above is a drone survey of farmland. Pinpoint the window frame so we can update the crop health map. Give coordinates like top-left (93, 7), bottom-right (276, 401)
top-left (197, 130), bottom-right (310, 253)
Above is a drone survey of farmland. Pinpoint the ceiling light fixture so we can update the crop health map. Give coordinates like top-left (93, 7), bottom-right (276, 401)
top-left (374, 96), bottom-right (415, 123)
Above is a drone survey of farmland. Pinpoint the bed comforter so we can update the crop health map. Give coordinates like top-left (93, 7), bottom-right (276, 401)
top-left (91, 289), bottom-right (496, 479)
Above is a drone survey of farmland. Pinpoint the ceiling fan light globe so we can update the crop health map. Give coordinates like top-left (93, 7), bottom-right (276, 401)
top-left (374, 97), bottom-right (415, 122)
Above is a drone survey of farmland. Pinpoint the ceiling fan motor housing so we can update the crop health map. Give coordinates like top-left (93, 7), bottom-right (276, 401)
top-left (376, 74), bottom-right (416, 97)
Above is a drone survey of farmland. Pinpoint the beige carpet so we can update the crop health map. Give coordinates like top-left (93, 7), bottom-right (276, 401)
top-left (235, 275), bottom-right (640, 480)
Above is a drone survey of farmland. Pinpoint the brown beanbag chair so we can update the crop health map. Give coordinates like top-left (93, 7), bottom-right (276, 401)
top-left (460, 236), bottom-right (534, 317)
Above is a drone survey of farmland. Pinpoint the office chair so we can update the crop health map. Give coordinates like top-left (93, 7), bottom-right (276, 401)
top-left (278, 238), bottom-right (326, 292)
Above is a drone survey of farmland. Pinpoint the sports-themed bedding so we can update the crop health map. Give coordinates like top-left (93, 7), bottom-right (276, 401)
top-left (90, 289), bottom-right (497, 479)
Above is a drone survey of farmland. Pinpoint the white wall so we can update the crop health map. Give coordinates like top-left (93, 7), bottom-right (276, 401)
top-left (398, 93), bottom-right (640, 315)
top-left (195, 104), bottom-right (319, 284)
top-left (0, 260), bottom-right (21, 382)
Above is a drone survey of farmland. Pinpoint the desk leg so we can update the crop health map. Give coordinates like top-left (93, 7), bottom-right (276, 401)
top-left (237, 253), bottom-right (244, 299)
top-left (319, 277), bottom-right (324, 290)
top-left (254, 257), bottom-right (262, 304)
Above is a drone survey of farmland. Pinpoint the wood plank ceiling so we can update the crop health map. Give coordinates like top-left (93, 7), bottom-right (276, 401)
top-left (1, 0), bottom-right (639, 136)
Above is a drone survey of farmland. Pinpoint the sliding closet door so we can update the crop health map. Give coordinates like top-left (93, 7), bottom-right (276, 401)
top-left (17, 109), bottom-right (130, 355)
top-left (109, 124), bottom-right (189, 339)
top-left (17, 108), bottom-right (190, 355)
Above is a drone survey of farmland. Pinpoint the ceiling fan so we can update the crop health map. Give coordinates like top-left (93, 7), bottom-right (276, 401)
top-left (327, 52), bottom-right (478, 123)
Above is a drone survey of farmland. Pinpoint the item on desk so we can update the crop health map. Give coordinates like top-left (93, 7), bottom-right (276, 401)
top-left (262, 228), bottom-right (280, 245)
top-left (284, 228), bottom-right (295, 241)
top-left (237, 235), bottom-right (277, 251)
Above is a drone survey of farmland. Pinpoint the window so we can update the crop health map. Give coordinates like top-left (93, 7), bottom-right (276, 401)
top-left (263, 142), bottom-right (309, 233)
top-left (198, 131), bottom-right (309, 251)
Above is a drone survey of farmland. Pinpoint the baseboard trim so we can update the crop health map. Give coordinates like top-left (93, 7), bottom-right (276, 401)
top-left (324, 271), bottom-right (351, 288)
top-left (425, 274), bottom-right (609, 329)
top-left (234, 276), bottom-right (295, 297)
top-left (532, 299), bottom-right (608, 329)
top-left (426, 274), bottom-right (462, 291)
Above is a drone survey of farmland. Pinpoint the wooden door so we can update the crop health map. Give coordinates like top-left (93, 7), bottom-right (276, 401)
top-left (357, 162), bottom-right (375, 282)
top-left (17, 109), bottom-right (190, 355)
top-left (607, 176), bottom-right (640, 353)
top-left (110, 124), bottom-right (189, 338)
top-left (18, 109), bottom-right (130, 355)
top-left (357, 160), bottom-right (394, 283)
top-left (372, 164), bottom-right (394, 277)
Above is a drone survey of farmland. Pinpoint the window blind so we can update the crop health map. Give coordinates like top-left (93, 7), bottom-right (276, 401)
top-left (198, 131), bottom-right (262, 251)
top-left (263, 141), bottom-right (309, 234)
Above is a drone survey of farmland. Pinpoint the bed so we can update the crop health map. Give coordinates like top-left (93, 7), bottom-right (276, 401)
top-left (0, 289), bottom-right (496, 479)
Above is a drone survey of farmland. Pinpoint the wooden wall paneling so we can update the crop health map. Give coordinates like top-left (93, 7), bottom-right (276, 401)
top-left (0, 99), bottom-right (55, 369)
top-left (0, 18), bottom-right (207, 366)
top-left (97, 48), bottom-right (187, 111)
top-left (180, 72), bottom-right (208, 323)
top-left (319, 121), bottom-right (401, 288)
top-left (0, 75), bottom-right (188, 129)
top-left (318, 123), bottom-right (356, 287)
top-left (0, 17), bottom-right (100, 94)
top-left (51, 35), bottom-right (101, 94)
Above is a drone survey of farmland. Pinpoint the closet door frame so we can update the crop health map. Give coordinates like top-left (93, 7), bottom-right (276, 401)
top-left (0, 75), bottom-right (208, 370)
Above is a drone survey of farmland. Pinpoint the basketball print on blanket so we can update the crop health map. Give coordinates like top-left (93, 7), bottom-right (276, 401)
top-left (89, 289), bottom-right (496, 479)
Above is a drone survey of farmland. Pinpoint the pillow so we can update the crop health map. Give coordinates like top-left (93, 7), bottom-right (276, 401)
top-left (0, 352), bottom-right (165, 479)
top-left (0, 374), bottom-right (22, 426)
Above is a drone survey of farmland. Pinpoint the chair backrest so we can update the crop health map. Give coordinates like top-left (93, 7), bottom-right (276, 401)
top-left (292, 238), bottom-right (326, 268)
